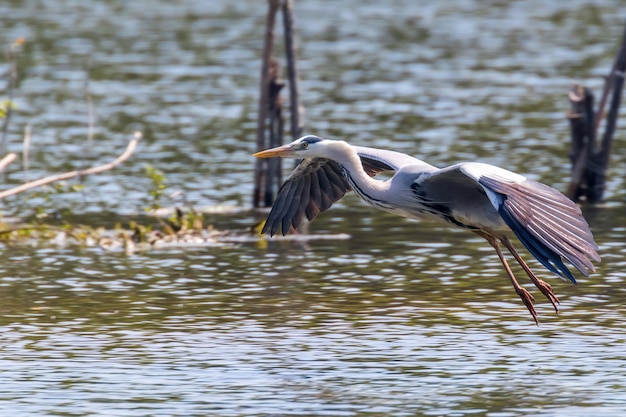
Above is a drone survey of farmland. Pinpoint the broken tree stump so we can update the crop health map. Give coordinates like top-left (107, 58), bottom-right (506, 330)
top-left (253, 0), bottom-right (305, 208)
top-left (567, 20), bottom-right (626, 203)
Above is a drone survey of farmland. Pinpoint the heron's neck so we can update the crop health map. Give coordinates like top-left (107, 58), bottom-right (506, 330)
top-left (329, 142), bottom-right (391, 204)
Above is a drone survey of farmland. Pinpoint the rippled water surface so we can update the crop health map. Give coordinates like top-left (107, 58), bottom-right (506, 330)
top-left (2, 1), bottom-right (626, 416)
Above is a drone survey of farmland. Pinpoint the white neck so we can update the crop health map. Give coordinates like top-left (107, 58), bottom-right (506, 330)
top-left (324, 141), bottom-right (392, 206)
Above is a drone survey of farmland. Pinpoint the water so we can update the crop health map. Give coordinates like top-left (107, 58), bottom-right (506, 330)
top-left (1, 0), bottom-right (626, 416)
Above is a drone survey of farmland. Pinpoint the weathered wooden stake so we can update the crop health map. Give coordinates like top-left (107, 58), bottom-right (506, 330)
top-left (566, 84), bottom-right (595, 201)
top-left (253, 0), bottom-right (280, 208)
top-left (282, 0), bottom-right (303, 140)
top-left (266, 59), bottom-right (285, 206)
top-left (253, 0), bottom-right (304, 208)
top-left (567, 20), bottom-right (626, 203)
top-left (594, 24), bottom-right (626, 200)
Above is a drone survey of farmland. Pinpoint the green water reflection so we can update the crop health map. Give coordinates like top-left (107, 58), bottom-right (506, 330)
top-left (2, 0), bottom-right (626, 415)
top-left (1, 203), bottom-right (626, 416)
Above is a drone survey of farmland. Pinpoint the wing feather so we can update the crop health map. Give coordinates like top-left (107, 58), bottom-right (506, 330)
top-left (316, 163), bottom-right (339, 210)
top-left (327, 161), bottom-right (349, 199)
top-left (307, 170), bottom-right (322, 219)
top-left (292, 173), bottom-right (311, 229)
top-left (265, 179), bottom-right (296, 236)
top-left (418, 162), bottom-right (599, 281)
top-left (478, 175), bottom-right (599, 281)
top-left (261, 158), bottom-right (351, 236)
top-left (283, 176), bottom-right (304, 234)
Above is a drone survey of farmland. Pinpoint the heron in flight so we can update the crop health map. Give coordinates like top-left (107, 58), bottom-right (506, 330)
top-left (254, 135), bottom-right (600, 323)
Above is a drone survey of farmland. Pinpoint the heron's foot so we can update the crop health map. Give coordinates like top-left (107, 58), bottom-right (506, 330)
top-left (534, 279), bottom-right (560, 313)
top-left (515, 286), bottom-right (538, 325)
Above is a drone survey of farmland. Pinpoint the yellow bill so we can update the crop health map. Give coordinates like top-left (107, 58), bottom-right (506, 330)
top-left (253, 144), bottom-right (295, 158)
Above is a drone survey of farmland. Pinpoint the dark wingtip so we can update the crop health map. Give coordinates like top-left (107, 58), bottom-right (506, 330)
top-left (499, 205), bottom-right (578, 284)
top-left (260, 222), bottom-right (269, 236)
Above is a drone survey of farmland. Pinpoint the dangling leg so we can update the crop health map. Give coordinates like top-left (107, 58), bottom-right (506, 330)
top-left (500, 235), bottom-right (560, 313)
top-left (474, 231), bottom-right (538, 324)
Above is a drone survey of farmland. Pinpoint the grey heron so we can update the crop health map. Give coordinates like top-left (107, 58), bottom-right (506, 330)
top-left (254, 135), bottom-right (600, 323)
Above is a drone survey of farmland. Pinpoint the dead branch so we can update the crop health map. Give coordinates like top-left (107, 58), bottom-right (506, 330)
top-left (253, 0), bottom-right (306, 208)
top-left (0, 131), bottom-right (141, 200)
top-left (0, 153), bottom-right (17, 172)
top-left (566, 84), bottom-right (594, 200)
top-left (567, 20), bottom-right (626, 203)
top-left (253, 0), bottom-right (281, 208)
top-left (593, 26), bottom-right (626, 198)
top-left (282, 0), bottom-right (304, 140)
top-left (266, 58), bottom-right (285, 207)
top-left (22, 123), bottom-right (31, 181)
top-left (84, 57), bottom-right (95, 148)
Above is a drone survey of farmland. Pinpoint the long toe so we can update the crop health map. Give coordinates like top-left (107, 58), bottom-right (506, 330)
top-left (536, 279), bottom-right (560, 313)
top-left (515, 287), bottom-right (538, 325)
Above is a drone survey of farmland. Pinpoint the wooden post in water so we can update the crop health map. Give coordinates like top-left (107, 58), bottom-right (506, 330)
top-left (253, 0), bottom-right (304, 208)
top-left (282, 0), bottom-right (303, 141)
top-left (266, 59), bottom-right (285, 207)
top-left (566, 84), bottom-right (595, 202)
top-left (566, 20), bottom-right (626, 203)
top-left (253, 0), bottom-right (280, 208)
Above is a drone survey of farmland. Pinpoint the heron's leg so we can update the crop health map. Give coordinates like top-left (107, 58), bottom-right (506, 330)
top-left (474, 231), bottom-right (538, 325)
top-left (499, 235), bottom-right (560, 313)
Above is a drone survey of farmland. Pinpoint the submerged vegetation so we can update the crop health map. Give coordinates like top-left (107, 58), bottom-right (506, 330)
top-left (0, 37), bottom-right (247, 250)
top-left (0, 159), bottom-right (259, 250)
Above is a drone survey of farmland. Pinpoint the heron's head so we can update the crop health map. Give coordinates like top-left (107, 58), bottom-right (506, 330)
top-left (253, 135), bottom-right (328, 159)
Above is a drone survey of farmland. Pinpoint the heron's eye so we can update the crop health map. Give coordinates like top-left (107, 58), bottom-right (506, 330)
top-left (301, 142), bottom-right (308, 149)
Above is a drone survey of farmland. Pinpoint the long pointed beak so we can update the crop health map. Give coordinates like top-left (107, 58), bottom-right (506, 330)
top-left (253, 144), bottom-right (295, 158)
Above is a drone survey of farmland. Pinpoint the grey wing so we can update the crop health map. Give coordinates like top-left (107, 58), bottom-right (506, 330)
top-left (418, 162), bottom-right (600, 281)
top-left (262, 158), bottom-right (351, 236)
top-left (262, 147), bottom-right (422, 236)
top-left (412, 165), bottom-right (505, 229)
top-left (478, 175), bottom-right (600, 282)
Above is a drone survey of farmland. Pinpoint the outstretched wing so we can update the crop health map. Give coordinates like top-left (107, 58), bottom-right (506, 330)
top-left (478, 174), bottom-right (600, 282)
top-left (458, 163), bottom-right (599, 281)
top-left (262, 158), bottom-right (349, 236)
top-left (262, 147), bottom-right (417, 236)
top-left (417, 162), bottom-right (599, 281)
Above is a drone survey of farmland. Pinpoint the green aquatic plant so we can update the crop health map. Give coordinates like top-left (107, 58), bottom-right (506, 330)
top-left (144, 164), bottom-right (167, 211)
top-left (0, 100), bottom-right (17, 119)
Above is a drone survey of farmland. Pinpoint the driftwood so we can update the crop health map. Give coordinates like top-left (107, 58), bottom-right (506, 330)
top-left (567, 21), bottom-right (626, 203)
top-left (282, 0), bottom-right (303, 140)
top-left (0, 131), bottom-right (141, 200)
top-left (566, 84), bottom-right (595, 201)
top-left (253, 0), bottom-right (304, 208)
top-left (1, 46), bottom-right (141, 204)
top-left (0, 153), bottom-right (16, 172)
top-left (266, 58), bottom-right (285, 207)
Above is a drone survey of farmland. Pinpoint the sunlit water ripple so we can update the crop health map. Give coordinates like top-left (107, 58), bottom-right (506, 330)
top-left (2, 0), bottom-right (626, 416)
